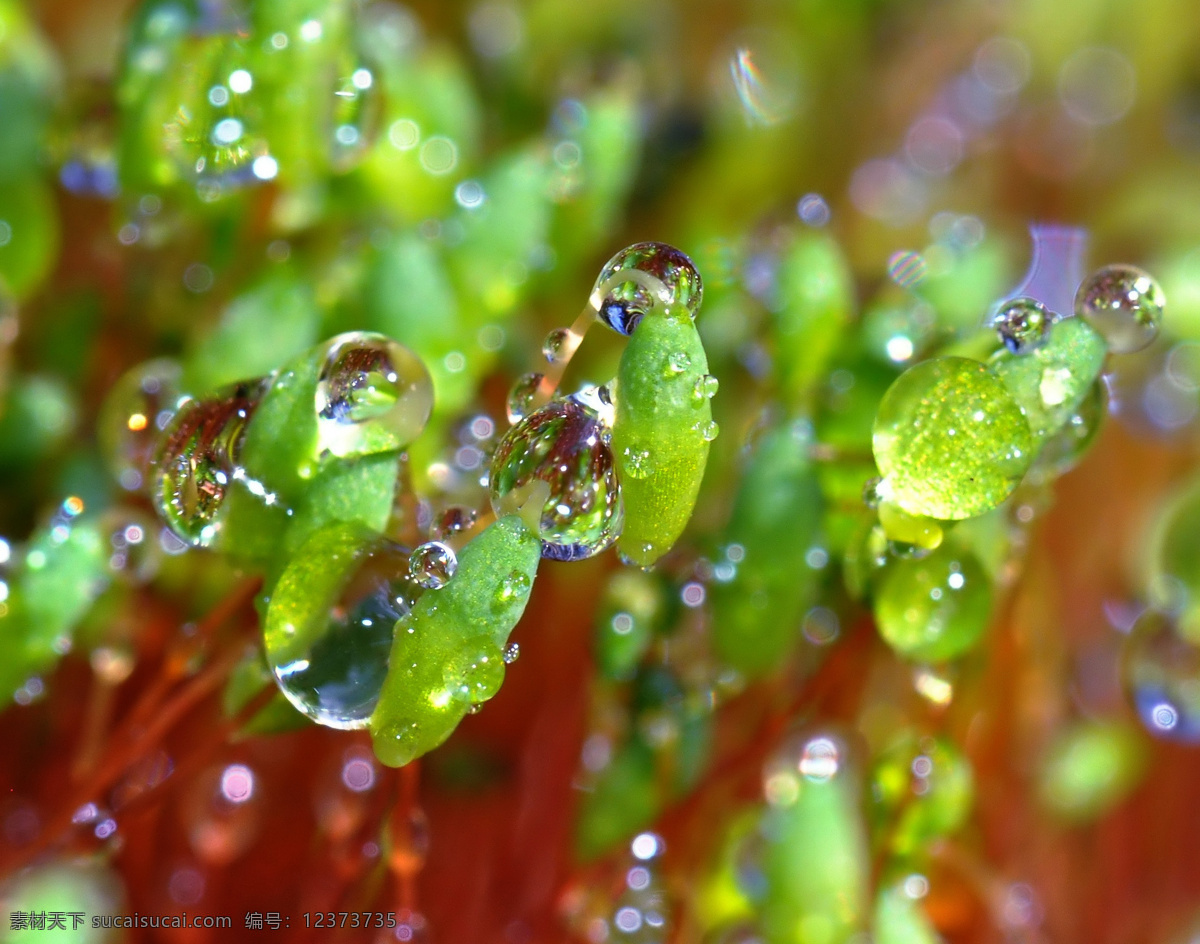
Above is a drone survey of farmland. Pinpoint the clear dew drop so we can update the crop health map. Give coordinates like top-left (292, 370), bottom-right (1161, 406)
top-left (992, 296), bottom-right (1052, 355)
top-left (693, 420), bottom-right (720, 442)
top-left (1122, 609), bottom-right (1200, 742)
top-left (693, 373), bottom-right (719, 402)
top-left (593, 242), bottom-right (703, 336)
top-left (1075, 263), bottom-right (1165, 355)
top-left (489, 397), bottom-right (624, 561)
top-left (667, 351), bottom-right (691, 374)
top-left (151, 376), bottom-right (271, 547)
top-left (98, 358), bottom-right (183, 492)
top-left (315, 332), bottom-right (433, 458)
top-left (496, 569), bottom-right (532, 607)
top-left (268, 539), bottom-right (414, 730)
top-left (542, 327), bottom-right (572, 364)
top-left (407, 541), bottom-right (457, 590)
top-left (503, 642), bottom-right (520, 664)
top-left (621, 444), bottom-right (653, 480)
top-left (506, 371), bottom-right (544, 424)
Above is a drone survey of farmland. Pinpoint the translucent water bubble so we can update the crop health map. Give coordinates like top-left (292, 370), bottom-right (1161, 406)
top-left (542, 327), bottom-right (572, 364)
top-left (408, 541), bottom-right (457, 590)
top-left (694, 374), bottom-right (719, 402)
top-left (1074, 264), bottom-right (1165, 355)
top-left (873, 357), bottom-right (1033, 520)
top-left (98, 358), bottom-right (183, 492)
top-left (315, 332), bottom-right (433, 458)
top-left (992, 297), bottom-right (1051, 355)
top-left (151, 377), bottom-right (271, 547)
top-left (592, 242), bottom-right (703, 336)
top-left (503, 642), bottom-right (520, 664)
top-left (1122, 610), bottom-right (1200, 742)
top-left (100, 508), bottom-right (162, 585)
top-left (507, 371), bottom-right (544, 424)
top-left (266, 535), bottom-right (415, 730)
top-left (489, 397), bottom-right (623, 561)
top-left (875, 546), bottom-right (993, 662)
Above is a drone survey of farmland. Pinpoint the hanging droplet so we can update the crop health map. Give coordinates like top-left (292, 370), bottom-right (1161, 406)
top-left (542, 327), bottom-right (572, 364)
top-left (872, 357), bottom-right (1033, 520)
top-left (151, 376), bottom-right (271, 547)
top-left (874, 546), bottom-right (992, 662)
top-left (98, 358), bottom-right (183, 492)
top-left (315, 332), bottom-right (433, 458)
top-left (992, 297), bottom-right (1051, 354)
top-left (266, 529), bottom-right (416, 730)
top-left (433, 505), bottom-right (477, 540)
top-left (503, 642), bottom-right (520, 664)
top-left (592, 242), bottom-right (703, 336)
top-left (408, 541), bottom-right (457, 590)
top-left (1122, 609), bottom-right (1200, 742)
top-left (489, 397), bottom-right (624, 561)
top-left (1074, 264), bottom-right (1165, 355)
top-left (100, 508), bottom-right (162, 585)
top-left (506, 371), bottom-right (544, 424)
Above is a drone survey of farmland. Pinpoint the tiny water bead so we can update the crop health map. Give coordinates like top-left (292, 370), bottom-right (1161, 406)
top-left (314, 332), bottom-right (433, 458)
top-left (489, 397), bottom-right (623, 561)
top-left (991, 296), bottom-right (1051, 354)
top-left (151, 376), bottom-right (271, 547)
top-left (433, 505), bottom-right (477, 540)
top-left (98, 358), bottom-right (183, 492)
top-left (506, 371), bottom-right (544, 424)
top-left (408, 541), bottom-right (457, 589)
top-left (264, 525), bottom-right (414, 730)
top-left (592, 242), bottom-right (703, 336)
top-left (542, 327), bottom-right (573, 364)
top-left (1074, 263), bottom-right (1165, 355)
top-left (874, 546), bottom-right (992, 662)
top-left (872, 357), bottom-right (1033, 520)
top-left (1122, 610), bottom-right (1200, 743)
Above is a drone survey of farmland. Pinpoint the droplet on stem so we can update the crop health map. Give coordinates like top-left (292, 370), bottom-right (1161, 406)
top-left (591, 242), bottom-right (703, 336)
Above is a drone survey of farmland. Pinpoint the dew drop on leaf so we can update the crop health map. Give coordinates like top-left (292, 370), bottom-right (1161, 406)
top-left (489, 397), bottom-right (623, 561)
top-left (1074, 263), bottom-right (1165, 355)
top-left (592, 242), bottom-right (703, 335)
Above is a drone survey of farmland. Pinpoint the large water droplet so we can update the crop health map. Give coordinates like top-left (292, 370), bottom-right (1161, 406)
top-left (1075, 264), bottom-right (1165, 355)
top-left (267, 535), bottom-right (415, 730)
top-left (98, 358), bottom-right (183, 492)
top-left (315, 332), bottom-right (433, 458)
top-left (872, 357), bottom-right (1033, 520)
top-left (1123, 609), bottom-right (1200, 742)
top-left (489, 397), bottom-right (623, 561)
top-left (151, 376), bottom-right (271, 547)
top-left (593, 242), bottom-right (703, 335)
top-left (408, 541), bottom-right (457, 590)
top-left (992, 297), bottom-right (1051, 355)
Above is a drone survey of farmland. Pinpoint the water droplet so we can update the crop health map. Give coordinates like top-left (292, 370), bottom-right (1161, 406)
top-left (667, 351), bottom-right (691, 374)
top-left (315, 332), bottom-right (433, 458)
top-left (862, 476), bottom-right (883, 509)
top-left (1074, 264), bottom-right (1165, 355)
top-left (433, 505), bottom-right (477, 540)
top-left (408, 541), bottom-right (457, 590)
top-left (694, 420), bottom-right (720, 442)
top-left (151, 377), bottom-right (271, 547)
top-left (266, 535), bottom-right (413, 729)
top-left (506, 371), bottom-right (544, 424)
top-left (489, 397), bottom-right (623, 561)
top-left (873, 357), bottom-right (1033, 520)
top-left (495, 569), bottom-right (532, 607)
top-left (992, 297), bottom-right (1051, 354)
top-left (503, 642), bottom-right (520, 664)
top-left (1123, 609), bottom-right (1200, 742)
top-left (621, 444), bottom-right (653, 480)
top-left (693, 373), bottom-right (719, 401)
top-left (592, 242), bottom-right (703, 335)
top-left (329, 64), bottom-right (382, 171)
top-left (98, 358), bottom-right (183, 492)
top-left (542, 327), bottom-right (572, 364)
